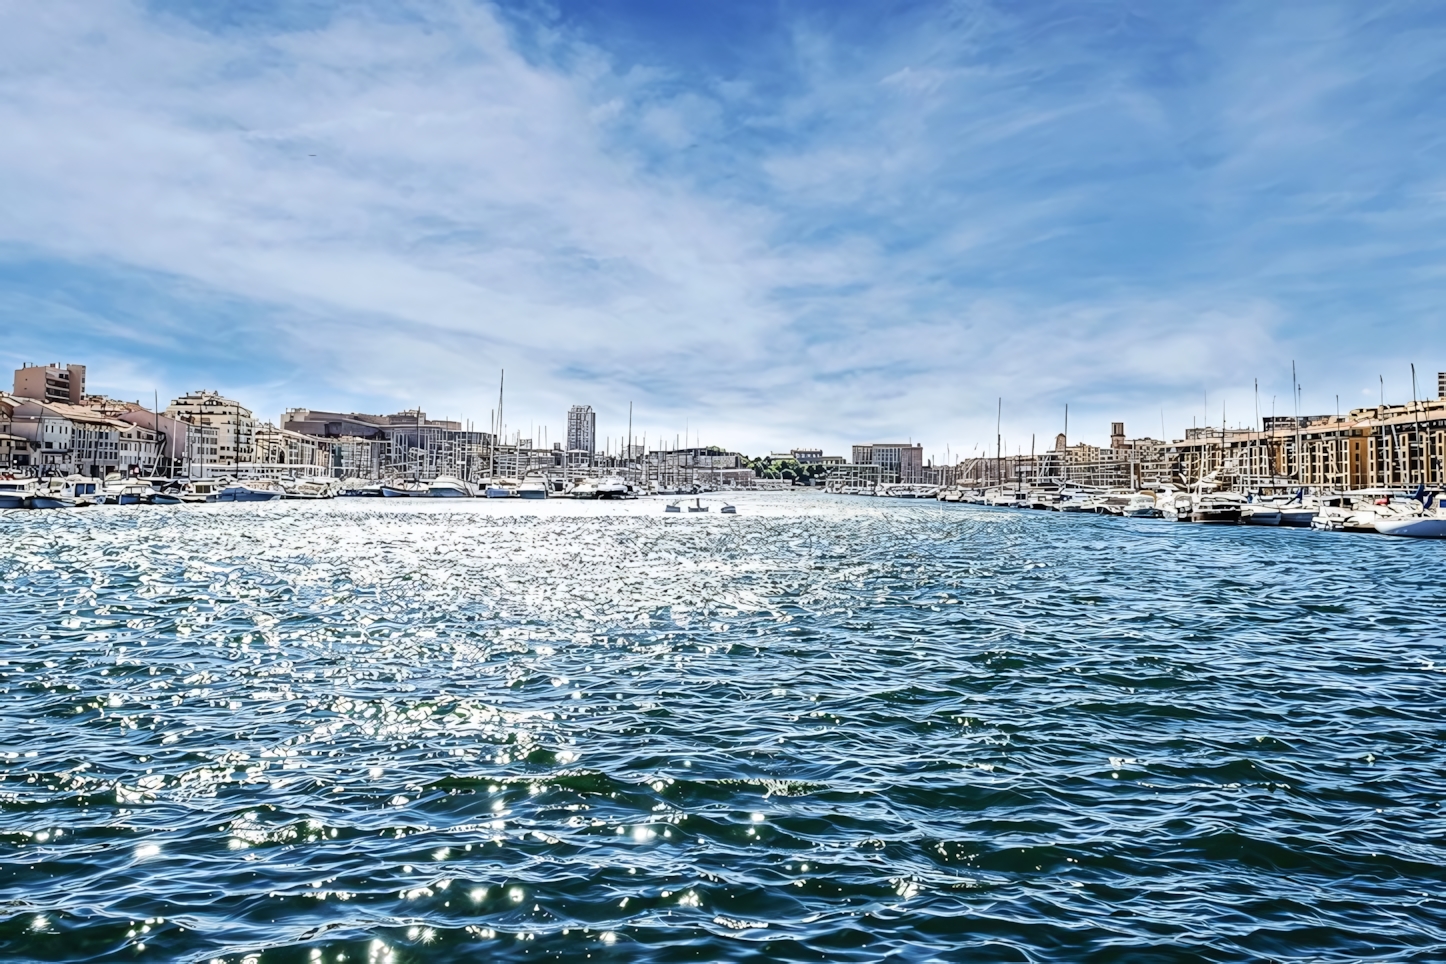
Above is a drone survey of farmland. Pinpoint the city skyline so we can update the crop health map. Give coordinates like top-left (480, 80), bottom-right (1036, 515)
top-left (2, 2), bottom-right (1445, 454)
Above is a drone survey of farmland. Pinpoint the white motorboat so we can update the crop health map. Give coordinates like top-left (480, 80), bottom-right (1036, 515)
top-left (0, 477), bottom-right (42, 509)
top-left (1191, 492), bottom-right (1243, 524)
top-left (32, 477), bottom-right (99, 509)
top-left (1375, 509), bottom-right (1446, 538)
top-left (216, 480), bottom-right (286, 502)
top-left (596, 476), bottom-right (629, 499)
top-left (1312, 492), bottom-right (1406, 533)
top-left (567, 478), bottom-right (599, 499)
top-left (516, 476), bottom-right (549, 499)
top-left (427, 476), bottom-right (475, 498)
top-left (1122, 493), bottom-right (1159, 518)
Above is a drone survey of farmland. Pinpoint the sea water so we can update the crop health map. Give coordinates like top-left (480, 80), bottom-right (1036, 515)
top-left (1, 493), bottom-right (1443, 961)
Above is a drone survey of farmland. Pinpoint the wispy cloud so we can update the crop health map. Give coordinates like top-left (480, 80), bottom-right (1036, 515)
top-left (0, 0), bottom-right (1443, 452)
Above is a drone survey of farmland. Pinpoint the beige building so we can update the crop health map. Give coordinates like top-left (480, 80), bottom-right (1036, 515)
top-left (165, 391), bottom-right (255, 470)
top-left (13, 363), bottom-right (86, 405)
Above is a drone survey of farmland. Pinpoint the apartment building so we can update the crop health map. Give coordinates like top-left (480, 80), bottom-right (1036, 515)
top-left (13, 363), bottom-right (86, 405)
top-left (166, 391), bottom-right (256, 468)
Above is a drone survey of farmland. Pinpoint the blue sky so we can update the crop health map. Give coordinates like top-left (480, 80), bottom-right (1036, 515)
top-left (2, 0), bottom-right (1444, 458)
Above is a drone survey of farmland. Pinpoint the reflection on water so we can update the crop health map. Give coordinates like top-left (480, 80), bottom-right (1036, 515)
top-left (1, 493), bottom-right (1444, 961)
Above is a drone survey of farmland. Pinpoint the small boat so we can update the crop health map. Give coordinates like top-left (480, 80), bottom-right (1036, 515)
top-left (720, 503), bottom-right (736, 514)
top-left (688, 498), bottom-right (708, 513)
top-left (568, 478), bottom-right (599, 499)
top-left (149, 489), bottom-right (184, 505)
top-left (484, 478), bottom-right (520, 499)
top-left (516, 476), bottom-right (549, 499)
top-left (1241, 503), bottom-right (1281, 526)
top-left (116, 482), bottom-right (156, 506)
top-left (665, 501), bottom-right (681, 513)
top-left (179, 479), bottom-right (225, 503)
top-left (381, 481), bottom-right (429, 498)
top-left (216, 480), bottom-right (286, 502)
top-left (427, 476), bottom-right (475, 498)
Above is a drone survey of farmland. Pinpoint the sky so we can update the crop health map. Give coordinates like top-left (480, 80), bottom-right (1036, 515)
top-left (2, 0), bottom-right (1445, 459)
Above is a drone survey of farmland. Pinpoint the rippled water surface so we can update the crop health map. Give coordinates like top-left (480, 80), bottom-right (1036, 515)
top-left (2, 493), bottom-right (1445, 962)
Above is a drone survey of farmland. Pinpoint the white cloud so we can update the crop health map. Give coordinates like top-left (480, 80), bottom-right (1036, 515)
top-left (0, 1), bottom-right (1442, 453)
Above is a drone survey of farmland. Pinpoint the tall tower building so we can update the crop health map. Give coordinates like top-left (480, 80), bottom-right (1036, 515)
top-left (567, 405), bottom-right (596, 454)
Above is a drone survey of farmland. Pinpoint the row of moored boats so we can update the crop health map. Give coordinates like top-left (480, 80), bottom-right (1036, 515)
top-left (931, 483), bottom-right (1446, 538)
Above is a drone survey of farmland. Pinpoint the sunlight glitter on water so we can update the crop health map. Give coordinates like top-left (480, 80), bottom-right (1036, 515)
top-left (1, 492), bottom-right (1445, 961)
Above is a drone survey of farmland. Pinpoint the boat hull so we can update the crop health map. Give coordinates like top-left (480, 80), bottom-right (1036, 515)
top-left (218, 488), bottom-right (283, 502)
top-left (428, 489), bottom-right (472, 498)
top-left (31, 497), bottom-right (76, 509)
top-left (0, 495), bottom-right (31, 509)
top-left (1191, 508), bottom-right (1241, 524)
top-left (516, 490), bottom-right (548, 499)
top-left (1277, 509), bottom-right (1315, 527)
top-left (117, 494), bottom-right (147, 505)
top-left (1374, 516), bottom-right (1446, 538)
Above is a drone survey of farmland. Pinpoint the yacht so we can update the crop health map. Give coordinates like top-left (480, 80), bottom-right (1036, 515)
top-left (1312, 492), bottom-right (1405, 533)
top-left (1190, 491), bottom-right (1243, 524)
top-left (427, 476), bottom-right (475, 498)
top-left (1122, 493), bottom-right (1159, 518)
top-left (1375, 500), bottom-right (1446, 538)
top-left (217, 480), bottom-right (286, 502)
top-left (1158, 491), bottom-right (1194, 522)
top-left (596, 476), bottom-right (629, 499)
top-left (516, 476), bottom-right (549, 499)
top-left (567, 478), bottom-right (599, 499)
top-left (338, 478), bottom-right (381, 497)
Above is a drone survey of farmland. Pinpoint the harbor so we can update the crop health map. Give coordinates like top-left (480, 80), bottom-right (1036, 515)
top-left (5, 363), bottom-right (1446, 537)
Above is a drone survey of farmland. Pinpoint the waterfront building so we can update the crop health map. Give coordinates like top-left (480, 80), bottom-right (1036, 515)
top-left (283, 407), bottom-right (493, 479)
top-left (253, 423), bottom-right (334, 473)
top-left (850, 443), bottom-right (925, 484)
top-left (84, 398), bottom-right (191, 476)
top-left (12, 363), bottom-right (86, 405)
top-left (0, 394), bottom-right (125, 476)
top-left (166, 391), bottom-right (256, 470)
top-left (567, 405), bottom-right (596, 462)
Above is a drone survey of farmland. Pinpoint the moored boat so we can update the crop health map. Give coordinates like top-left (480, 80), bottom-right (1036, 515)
top-left (217, 480), bottom-right (286, 502)
top-left (516, 476), bottom-right (549, 499)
